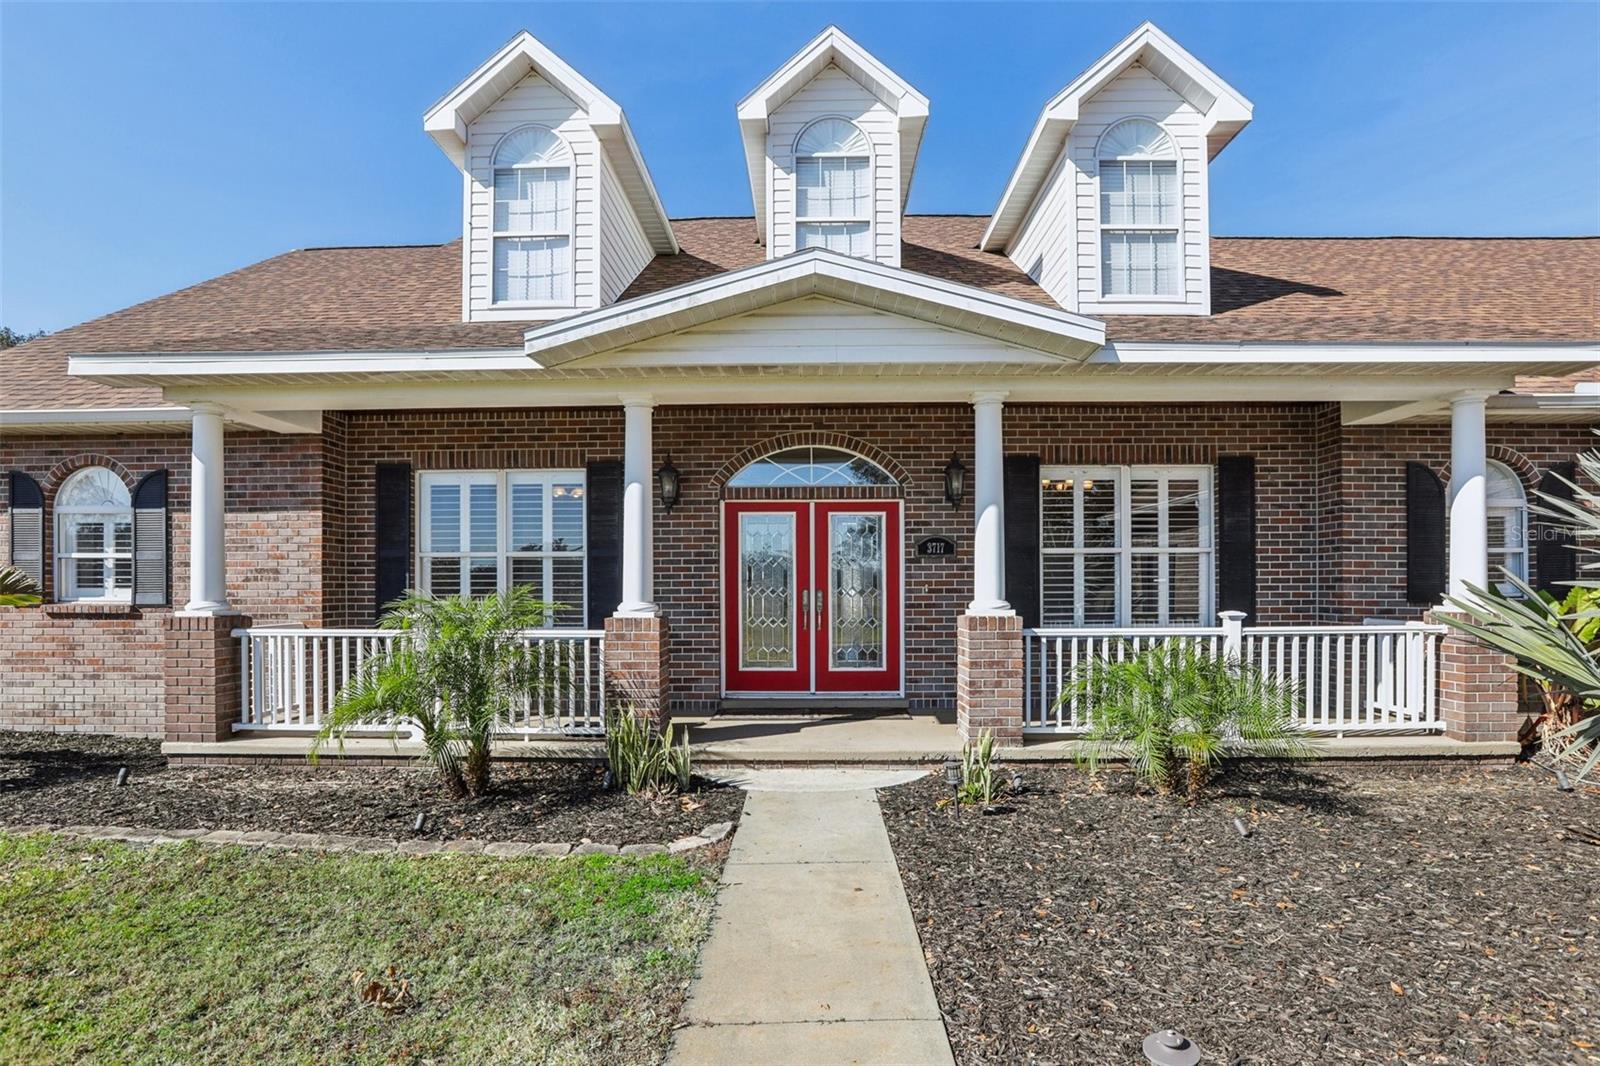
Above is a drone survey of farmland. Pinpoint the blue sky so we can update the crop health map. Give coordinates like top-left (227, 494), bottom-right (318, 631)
top-left (3, 2), bottom-right (1597, 334)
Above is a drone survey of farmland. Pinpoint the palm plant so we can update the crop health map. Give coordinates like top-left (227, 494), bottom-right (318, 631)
top-left (311, 587), bottom-right (564, 797)
top-left (1060, 640), bottom-right (1311, 804)
top-left (1441, 446), bottom-right (1600, 779)
top-left (0, 565), bottom-right (42, 607)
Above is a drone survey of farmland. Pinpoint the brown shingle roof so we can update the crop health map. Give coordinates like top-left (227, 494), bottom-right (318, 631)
top-left (4, 216), bottom-right (1596, 411)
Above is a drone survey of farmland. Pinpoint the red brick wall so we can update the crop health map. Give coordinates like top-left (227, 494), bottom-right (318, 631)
top-left (1, 431), bottom-right (332, 735)
top-left (1331, 424), bottom-right (1595, 621)
top-left (956, 613), bottom-right (1024, 743)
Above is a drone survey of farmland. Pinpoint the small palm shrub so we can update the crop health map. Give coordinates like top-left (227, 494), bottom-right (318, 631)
top-left (958, 729), bottom-right (1003, 807)
top-left (0, 566), bottom-right (42, 607)
top-left (1061, 640), bottom-right (1311, 804)
top-left (605, 709), bottom-right (693, 795)
top-left (312, 587), bottom-right (564, 797)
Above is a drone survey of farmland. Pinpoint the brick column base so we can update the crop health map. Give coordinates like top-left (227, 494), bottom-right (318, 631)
top-left (956, 612), bottom-right (1024, 746)
top-left (1427, 611), bottom-right (1523, 743)
top-left (164, 613), bottom-right (251, 743)
top-left (604, 615), bottom-right (669, 726)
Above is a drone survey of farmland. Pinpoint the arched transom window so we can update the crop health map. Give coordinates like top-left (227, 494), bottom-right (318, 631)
top-left (1097, 118), bottom-right (1180, 298)
top-left (492, 125), bottom-right (573, 305)
top-left (794, 118), bottom-right (872, 258)
top-left (728, 447), bottom-right (895, 489)
top-left (54, 466), bottom-right (133, 602)
top-left (1485, 461), bottom-right (1528, 593)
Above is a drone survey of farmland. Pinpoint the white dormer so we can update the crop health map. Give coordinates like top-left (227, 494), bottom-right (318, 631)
top-left (425, 32), bottom-right (676, 323)
top-left (737, 27), bottom-right (929, 267)
top-left (982, 22), bottom-right (1252, 316)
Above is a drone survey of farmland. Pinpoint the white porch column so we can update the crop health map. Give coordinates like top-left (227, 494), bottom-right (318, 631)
top-left (617, 394), bottom-right (658, 616)
top-left (1447, 391), bottom-right (1491, 602)
top-left (183, 403), bottom-right (234, 615)
top-left (968, 390), bottom-right (1013, 615)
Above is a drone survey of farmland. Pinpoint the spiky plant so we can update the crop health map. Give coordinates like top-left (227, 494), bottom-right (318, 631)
top-left (604, 708), bottom-right (693, 795)
top-left (0, 565), bottom-right (42, 607)
top-left (958, 729), bottom-right (1002, 807)
top-left (1440, 445), bottom-right (1600, 778)
top-left (1061, 640), bottom-right (1312, 804)
top-left (311, 587), bottom-right (564, 797)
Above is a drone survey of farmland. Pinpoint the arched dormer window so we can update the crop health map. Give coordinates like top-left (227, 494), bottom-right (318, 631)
top-left (54, 466), bottom-right (133, 602)
top-left (492, 125), bottom-right (573, 305)
top-left (1485, 461), bottom-right (1528, 593)
top-left (794, 118), bottom-right (872, 258)
top-left (1097, 118), bottom-right (1179, 298)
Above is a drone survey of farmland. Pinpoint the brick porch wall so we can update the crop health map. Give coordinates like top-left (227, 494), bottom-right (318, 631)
top-left (955, 613), bottom-right (1024, 744)
top-left (1427, 611), bottom-right (1523, 742)
top-left (164, 613), bottom-right (253, 742)
top-left (603, 615), bottom-right (670, 725)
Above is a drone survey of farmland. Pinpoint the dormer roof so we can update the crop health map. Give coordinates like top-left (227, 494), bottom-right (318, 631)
top-left (424, 30), bottom-right (677, 254)
top-left (736, 25), bottom-right (930, 243)
top-left (981, 21), bottom-right (1253, 253)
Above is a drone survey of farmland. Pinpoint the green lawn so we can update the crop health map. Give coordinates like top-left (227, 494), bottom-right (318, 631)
top-left (0, 832), bottom-right (718, 1065)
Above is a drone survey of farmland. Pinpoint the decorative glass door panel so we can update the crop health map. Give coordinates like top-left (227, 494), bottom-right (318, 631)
top-left (724, 500), bottom-right (901, 696)
top-left (723, 503), bottom-right (811, 692)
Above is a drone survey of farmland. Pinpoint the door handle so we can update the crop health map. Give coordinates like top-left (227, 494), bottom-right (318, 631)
top-left (800, 589), bottom-right (809, 630)
top-left (814, 588), bottom-right (824, 630)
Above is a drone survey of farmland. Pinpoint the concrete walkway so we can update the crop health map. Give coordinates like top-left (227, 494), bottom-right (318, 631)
top-left (668, 784), bottom-right (954, 1066)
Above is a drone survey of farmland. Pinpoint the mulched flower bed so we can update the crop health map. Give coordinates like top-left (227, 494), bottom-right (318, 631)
top-left (0, 732), bottom-right (743, 846)
top-left (880, 762), bottom-right (1600, 1066)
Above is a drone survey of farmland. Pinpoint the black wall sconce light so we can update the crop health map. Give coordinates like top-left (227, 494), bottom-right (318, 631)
top-left (943, 452), bottom-right (966, 508)
top-left (657, 455), bottom-right (681, 512)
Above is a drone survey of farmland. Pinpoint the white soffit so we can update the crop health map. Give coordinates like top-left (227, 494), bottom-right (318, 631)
top-left (520, 248), bottom-right (1105, 366)
top-left (423, 30), bottom-right (676, 253)
top-left (736, 25), bottom-right (931, 243)
top-left (981, 20), bottom-right (1253, 252)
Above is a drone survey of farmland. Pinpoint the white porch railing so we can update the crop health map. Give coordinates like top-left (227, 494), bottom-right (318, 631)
top-left (235, 625), bottom-right (607, 736)
top-left (1024, 615), bottom-right (1446, 735)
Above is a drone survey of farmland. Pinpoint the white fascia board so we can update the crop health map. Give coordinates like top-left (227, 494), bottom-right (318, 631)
top-left (0, 406), bottom-right (321, 436)
top-left (69, 349), bottom-right (530, 385)
top-left (593, 118), bottom-right (678, 254)
top-left (981, 21), bottom-right (1253, 252)
top-left (1094, 341), bottom-right (1600, 368)
top-left (521, 249), bottom-right (1106, 364)
top-left (736, 26), bottom-right (929, 241)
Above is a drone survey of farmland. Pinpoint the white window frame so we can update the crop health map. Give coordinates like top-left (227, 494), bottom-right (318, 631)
top-left (416, 470), bottom-right (588, 626)
top-left (53, 466), bottom-right (134, 603)
top-left (1039, 464), bottom-right (1214, 626)
top-left (490, 125), bottom-right (574, 308)
top-left (1096, 118), bottom-right (1183, 301)
top-left (1485, 460), bottom-right (1529, 595)
top-left (793, 117), bottom-right (873, 257)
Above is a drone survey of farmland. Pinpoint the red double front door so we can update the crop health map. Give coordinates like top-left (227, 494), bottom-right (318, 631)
top-left (722, 501), bottom-right (902, 695)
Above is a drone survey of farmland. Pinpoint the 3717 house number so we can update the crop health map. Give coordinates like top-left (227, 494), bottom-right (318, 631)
top-left (917, 536), bottom-right (956, 557)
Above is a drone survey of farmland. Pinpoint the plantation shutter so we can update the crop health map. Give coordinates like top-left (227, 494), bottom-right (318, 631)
top-left (131, 470), bottom-right (169, 606)
top-left (1536, 461), bottom-right (1578, 593)
top-left (373, 462), bottom-right (412, 621)
top-left (1216, 456), bottom-right (1257, 620)
top-left (7, 471), bottom-right (44, 589)
top-left (1002, 455), bottom-right (1042, 628)
top-left (585, 460), bottom-right (623, 627)
top-left (1406, 462), bottom-right (1447, 605)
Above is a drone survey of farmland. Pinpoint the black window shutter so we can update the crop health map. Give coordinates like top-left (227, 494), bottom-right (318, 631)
top-left (131, 470), bottom-right (169, 606)
top-left (7, 471), bottom-right (44, 589)
top-left (1003, 455), bottom-right (1042, 628)
top-left (374, 462), bottom-right (412, 621)
top-left (1406, 461), bottom-right (1446, 605)
top-left (585, 460), bottom-right (624, 627)
top-left (1536, 461), bottom-right (1578, 594)
top-left (1216, 456), bottom-right (1257, 620)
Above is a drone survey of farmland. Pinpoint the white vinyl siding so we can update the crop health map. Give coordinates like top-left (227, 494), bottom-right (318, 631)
top-left (418, 471), bottom-right (587, 626)
top-left (766, 65), bottom-right (900, 266)
top-left (598, 152), bottom-right (654, 303)
top-left (1040, 465), bottom-right (1213, 626)
top-left (464, 72), bottom-right (597, 321)
top-left (1022, 62), bottom-right (1210, 316)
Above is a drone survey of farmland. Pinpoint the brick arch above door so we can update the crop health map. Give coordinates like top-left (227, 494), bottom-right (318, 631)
top-left (710, 431), bottom-right (910, 500)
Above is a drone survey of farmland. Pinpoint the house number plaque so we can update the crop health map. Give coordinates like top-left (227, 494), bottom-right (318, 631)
top-left (916, 536), bottom-right (956, 558)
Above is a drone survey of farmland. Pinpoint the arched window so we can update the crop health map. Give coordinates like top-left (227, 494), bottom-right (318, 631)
top-left (1486, 460), bottom-right (1528, 593)
top-left (794, 118), bottom-right (872, 257)
top-left (1097, 118), bottom-right (1179, 298)
top-left (54, 467), bottom-right (133, 602)
top-left (728, 447), bottom-right (895, 489)
top-left (492, 125), bottom-right (573, 305)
